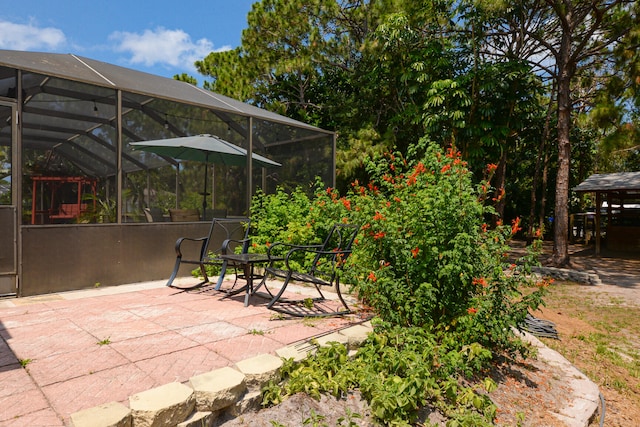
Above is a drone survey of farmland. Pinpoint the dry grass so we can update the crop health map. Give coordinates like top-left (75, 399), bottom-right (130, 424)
top-left (534, 281), bottom-right (640, 427)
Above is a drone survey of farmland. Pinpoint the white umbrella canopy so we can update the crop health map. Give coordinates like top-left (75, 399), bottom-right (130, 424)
top-left (130, 134), bottom-right (281, 218)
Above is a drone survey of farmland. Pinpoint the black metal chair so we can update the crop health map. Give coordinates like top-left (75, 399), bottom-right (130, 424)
top-left (143, 207), bottom-right (166, 222)
top-left (166, 217), bottom-right (251, 290)
top-left (264, 223), bottom-right (360, 317)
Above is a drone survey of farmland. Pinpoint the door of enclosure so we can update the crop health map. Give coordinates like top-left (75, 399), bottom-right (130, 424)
top-left (0, 102), bottom-right (17, 296)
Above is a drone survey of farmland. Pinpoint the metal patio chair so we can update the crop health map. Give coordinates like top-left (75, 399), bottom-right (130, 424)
top-left (263, 223), bottom-right (360, 317)
top-left (166, 217), bottom-right (251, 290)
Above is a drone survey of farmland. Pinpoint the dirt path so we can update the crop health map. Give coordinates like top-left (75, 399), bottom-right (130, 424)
top-left (511, 240), bottom-right (640, 306)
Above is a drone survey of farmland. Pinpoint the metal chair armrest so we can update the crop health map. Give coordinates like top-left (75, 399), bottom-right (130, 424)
top-left (221, 238), bottom-right (252, 255)
top-left (174, 236), bottom-right (207, 258)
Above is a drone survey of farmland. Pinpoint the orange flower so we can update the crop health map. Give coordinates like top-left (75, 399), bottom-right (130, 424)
top-left (373, 211), bottom-right (385, 221)
top-left (373, 231), bottom-right (386, 239)
top-left (486, 163), bottom-right (498, 174)
top-left (538, 278), bottom-right (554, 288)
top-left (472, 277), bottom-right (488, 288)
top-left (411, 247), bottom-right (420, 258)
top-left (492, 187), bottom-right (505, 202)
top-left (341, 198), bottom-right (351, 210)
top-left (511, 217), bottom-right (522, 235)
top-left (481, 223), bottom-right (488, 233)
top-left (467, 307), bottom-right (478, 315)
top-left (367, 272), bottom-right (377, 282)
top-left (440, 164), bottom-right (451, 173)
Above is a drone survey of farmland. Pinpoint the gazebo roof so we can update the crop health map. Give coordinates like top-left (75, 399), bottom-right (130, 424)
top-left (574, 172), bottom-right (640, 193)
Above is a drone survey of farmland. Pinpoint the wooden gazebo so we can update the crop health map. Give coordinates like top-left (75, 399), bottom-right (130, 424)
top-left (574, 172), bottom-right (640, 254)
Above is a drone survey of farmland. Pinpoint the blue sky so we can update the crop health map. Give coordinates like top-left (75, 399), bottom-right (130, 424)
top-left (0, 1), bottom-right (256, 81)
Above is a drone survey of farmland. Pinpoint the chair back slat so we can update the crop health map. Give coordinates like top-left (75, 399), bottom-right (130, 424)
top-left (309, 223), bottom-right (360, 277)
top-left (201, 218), bottom-right (250, 260)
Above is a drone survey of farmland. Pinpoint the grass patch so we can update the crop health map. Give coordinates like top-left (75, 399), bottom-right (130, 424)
top-left (538, 281), bottom-right (640, 425)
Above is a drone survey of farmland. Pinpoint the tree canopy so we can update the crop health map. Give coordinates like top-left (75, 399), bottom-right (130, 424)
top-left (192, 0), bottom-right (640, 265)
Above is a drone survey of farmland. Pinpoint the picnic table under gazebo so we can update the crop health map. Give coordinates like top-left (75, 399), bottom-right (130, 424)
top-left (573, 172), bottom-right (640, 254)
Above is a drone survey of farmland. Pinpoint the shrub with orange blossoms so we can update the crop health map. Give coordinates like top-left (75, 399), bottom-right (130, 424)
top-left (341, 139), bottom-right (547, 357)
top-left (250, 140), bottom-right (547, 360)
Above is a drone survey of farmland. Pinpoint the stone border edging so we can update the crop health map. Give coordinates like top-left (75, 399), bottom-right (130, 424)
top-left (532, 266), bottom-right (602, 286)
top-left (70, 322), bottom-right (599, 427)
top-left (517, 330), bottom-right (601, 427)
top-left (68, 322), bottom-right (373, 427)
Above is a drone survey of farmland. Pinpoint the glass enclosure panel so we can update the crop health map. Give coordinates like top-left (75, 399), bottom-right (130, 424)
top-left (21, 73), bottom-right (117, 224)
top-left (0, 67), bottom-right (16, 206)
top-left (15, 69), bottom-right (334, 224)
top-left (122, 166), bottom-right (176, 222)
top-left (0, 104), bottom-right (12, 205)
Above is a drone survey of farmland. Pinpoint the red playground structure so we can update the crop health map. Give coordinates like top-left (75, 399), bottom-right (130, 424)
top-left (31, 176), bottom-right (97, 224)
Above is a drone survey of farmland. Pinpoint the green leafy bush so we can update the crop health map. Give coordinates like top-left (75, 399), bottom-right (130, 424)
top-left (251, 139), bottom-right (546, 352)
top-left (343, 139), bottom-right (545, 353)
top-left (264, 328), bottom-right (497, 426)
top-left (252, 139), bottom-right (547, 425)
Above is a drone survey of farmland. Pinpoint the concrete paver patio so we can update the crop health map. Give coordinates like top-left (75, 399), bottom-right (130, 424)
top-left (0, 278), bottom-right (362, 426)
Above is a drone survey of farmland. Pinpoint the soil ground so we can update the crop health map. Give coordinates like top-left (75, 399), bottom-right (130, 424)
top-left (216, 242), bottom-right (640, 426)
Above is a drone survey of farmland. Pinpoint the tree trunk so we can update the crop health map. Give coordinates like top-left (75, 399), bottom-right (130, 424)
top-left (527, 87), bottom-right (555, 243)
top-left (552, 35), bottom-right (574, 266)
top-left (539, 147), bottom-right (550, 232)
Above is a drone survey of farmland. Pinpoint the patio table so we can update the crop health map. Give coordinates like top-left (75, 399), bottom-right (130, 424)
top-left (218, 253), bottom-right (282, 306)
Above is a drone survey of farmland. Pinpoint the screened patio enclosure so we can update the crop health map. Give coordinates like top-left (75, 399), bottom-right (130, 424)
top-left (0, 49), bottom-right (335, 297)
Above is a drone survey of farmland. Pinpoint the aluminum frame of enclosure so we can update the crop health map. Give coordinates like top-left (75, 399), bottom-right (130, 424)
top-left (0, 50), bottom-right (335, 296)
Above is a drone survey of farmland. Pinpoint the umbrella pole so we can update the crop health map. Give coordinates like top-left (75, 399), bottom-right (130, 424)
top-left (202, 162), bottom-right (208, 221)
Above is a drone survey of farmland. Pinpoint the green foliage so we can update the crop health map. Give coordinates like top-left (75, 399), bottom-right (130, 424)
top-left (250, 177), bottom-right (351, 271)
top-left (251, 140), bottom-right (546, 352)
top-left (341, 140), bottom-right (545, 354)
top-left (252, 141), bottom-right (548, 425)
top-left (263, 329), bottom-right (498, 426)
top-left (96, 337), bottom-right (111, 346)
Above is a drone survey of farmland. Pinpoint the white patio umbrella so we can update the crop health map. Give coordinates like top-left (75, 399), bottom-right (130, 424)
top-left (130, 134), bottom-right (281, 218)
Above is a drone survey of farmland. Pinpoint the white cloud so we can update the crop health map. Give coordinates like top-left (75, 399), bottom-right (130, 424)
top-left (0, 20), bottom-right (66, 50)
top-left (109, 27), bottom-right (230, 71)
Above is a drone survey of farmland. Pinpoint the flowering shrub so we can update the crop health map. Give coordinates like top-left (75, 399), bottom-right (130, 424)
top-left (345, 139), bottom-right (545, 352)
top-left (250, 179), bottom-right (351, 272)
top-left (254, 140), bottom-right (547, 424)
top-left (251, 139), bottom-right (545, 353)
